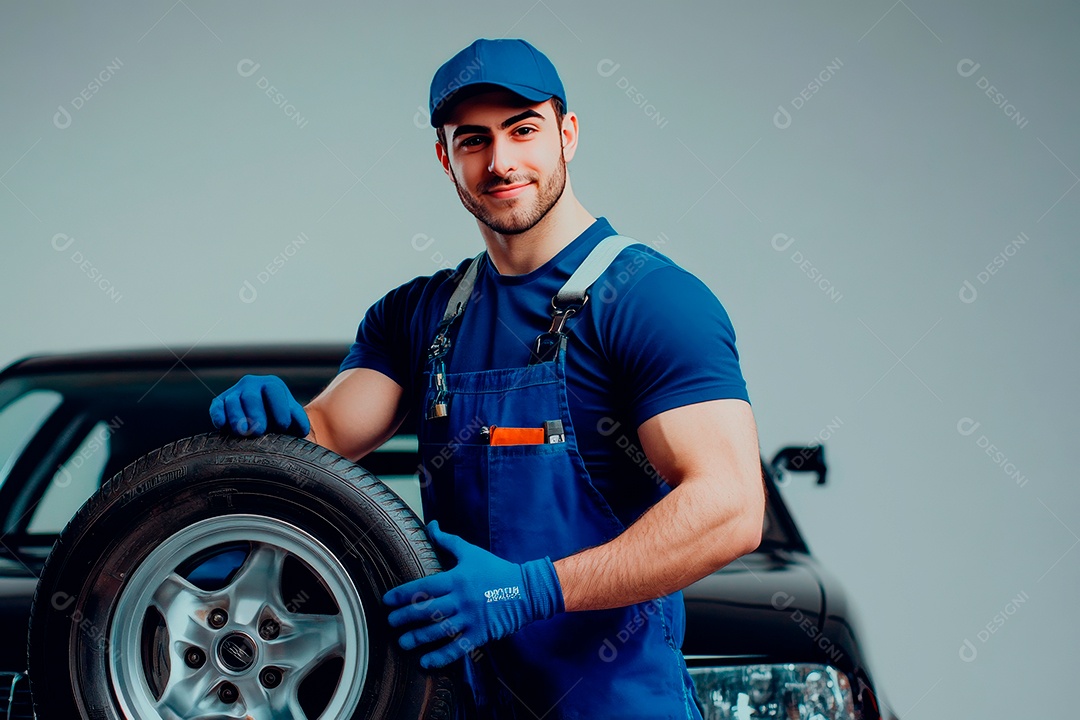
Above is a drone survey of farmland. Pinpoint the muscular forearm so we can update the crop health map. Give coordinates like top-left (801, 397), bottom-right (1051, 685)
top-left (303, 405), bottom-right (331, 450)
top-left (553, 474), bottom-right (762, 613)
top-left (300, 368), bottom-right (407, 460)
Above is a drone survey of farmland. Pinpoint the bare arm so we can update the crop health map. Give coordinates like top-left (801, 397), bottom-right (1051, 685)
top-left (303, 367), bottom-right (407, 462)
top-left (553, 398), bottom-right (765, 612)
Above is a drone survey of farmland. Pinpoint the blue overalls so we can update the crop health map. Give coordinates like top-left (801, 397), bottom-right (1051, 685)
top-left (418, 236), bottom-right (704, 719)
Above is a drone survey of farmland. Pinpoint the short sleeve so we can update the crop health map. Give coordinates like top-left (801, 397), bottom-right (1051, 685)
top-left (339, 283), bottom-right (416, 387)
top-left (606, 264), bottom-right (750, 427)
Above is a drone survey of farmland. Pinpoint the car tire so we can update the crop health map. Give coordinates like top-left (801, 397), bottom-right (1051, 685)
top-left (27, 432), bottom-right (458, 720)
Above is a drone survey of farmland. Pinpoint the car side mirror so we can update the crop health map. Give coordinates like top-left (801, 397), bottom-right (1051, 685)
top-left (769, 445), bottom-right (827, 485)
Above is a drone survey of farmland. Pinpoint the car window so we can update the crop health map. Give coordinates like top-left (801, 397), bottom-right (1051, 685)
top-left (0, 390), bottom-right (63, 490)
top-left (27, 419), bottom-right (115, 534)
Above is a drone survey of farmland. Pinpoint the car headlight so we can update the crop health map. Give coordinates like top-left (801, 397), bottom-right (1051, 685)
top-left (688, 663), bottom-right (856, 719)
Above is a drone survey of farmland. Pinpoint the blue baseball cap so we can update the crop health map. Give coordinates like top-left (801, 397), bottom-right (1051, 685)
top-left (429, 38), bottom-right (566, 128)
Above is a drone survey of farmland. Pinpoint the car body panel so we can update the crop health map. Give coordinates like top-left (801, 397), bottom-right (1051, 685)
top-left (0, 345), bottom-right (894, 718)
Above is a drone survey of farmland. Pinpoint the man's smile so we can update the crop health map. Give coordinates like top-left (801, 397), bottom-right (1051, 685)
top-left (486, 182), bottom-right (532, 200)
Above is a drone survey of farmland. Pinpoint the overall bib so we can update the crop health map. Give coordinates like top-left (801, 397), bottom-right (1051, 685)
top-left (418, 236), bottom-right (703, 720)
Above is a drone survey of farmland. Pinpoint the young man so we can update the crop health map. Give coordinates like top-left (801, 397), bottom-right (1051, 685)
top-left (211, 38), bottom-right (764, 719)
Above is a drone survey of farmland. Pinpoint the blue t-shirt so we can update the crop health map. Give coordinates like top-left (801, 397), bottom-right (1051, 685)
top-left (340, 217), bottom-right (750, 525)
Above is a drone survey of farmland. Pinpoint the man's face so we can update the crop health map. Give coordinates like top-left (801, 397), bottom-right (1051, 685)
top-left (437, 90), bottom-right (569, 235)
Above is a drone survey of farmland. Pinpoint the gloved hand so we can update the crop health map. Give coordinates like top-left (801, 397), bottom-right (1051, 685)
top-left (208, 374), bottom-right (310, 437)
top-left (383, 521), bottom-right (564, 669)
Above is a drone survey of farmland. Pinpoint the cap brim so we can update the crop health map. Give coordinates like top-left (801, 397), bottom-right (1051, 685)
top-left (430, 81), bottom-right (556, 127)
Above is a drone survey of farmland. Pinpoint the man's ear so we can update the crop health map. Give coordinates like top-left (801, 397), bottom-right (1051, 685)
top-left (560, 111), bottom-right (580, 163)
top-left (435, 140), bottom-right (453, 179)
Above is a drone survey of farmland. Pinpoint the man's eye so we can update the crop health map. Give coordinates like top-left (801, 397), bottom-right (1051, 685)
top-left (460, 136), bottom-right (486, 148)
top-left (515, 126), bottom-right (536, 136)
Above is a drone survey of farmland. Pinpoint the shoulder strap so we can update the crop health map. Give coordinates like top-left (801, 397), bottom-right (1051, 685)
top-left (531, 235), bottom-right (644, 363)
top-left (426, 252), bottom-right (485, 419)
top-left (553, 235), bottom-right (642, 309)
top-left (437, 252), bottom-right (485, 328)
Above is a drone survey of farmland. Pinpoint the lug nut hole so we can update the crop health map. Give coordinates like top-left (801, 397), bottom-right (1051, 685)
top-left (208, 608), bottom-right (228, 629)
top-left (218, 681), bottom-right (238, 704)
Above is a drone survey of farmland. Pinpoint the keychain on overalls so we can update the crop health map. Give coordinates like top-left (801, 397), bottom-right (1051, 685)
top-left (425, 253), bottom-right (483, 420)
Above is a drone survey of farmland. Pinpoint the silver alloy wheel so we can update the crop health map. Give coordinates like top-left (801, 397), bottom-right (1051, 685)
top-left (108, 514), bottom-right (368, 719)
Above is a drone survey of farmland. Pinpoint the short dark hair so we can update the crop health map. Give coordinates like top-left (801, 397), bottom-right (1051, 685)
top-left (436, 97), bottom-right (565, 149)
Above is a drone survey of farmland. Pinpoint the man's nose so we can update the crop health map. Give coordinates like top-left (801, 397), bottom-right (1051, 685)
top-left (486, 136), bottom-right (516, 177)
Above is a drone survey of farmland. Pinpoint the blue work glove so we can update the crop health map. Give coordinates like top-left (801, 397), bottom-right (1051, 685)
top-left (208, 374), bottom-right (310, 437)
top-left (383, 521), bottom-right (564, 669)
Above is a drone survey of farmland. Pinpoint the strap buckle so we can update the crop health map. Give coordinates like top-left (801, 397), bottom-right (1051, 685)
top-left (546, 305), bottom-right (577, 335)
top-left (530, 296), bottom-right (587, 364)
top-left (427, 332), bottom-right (451, 361)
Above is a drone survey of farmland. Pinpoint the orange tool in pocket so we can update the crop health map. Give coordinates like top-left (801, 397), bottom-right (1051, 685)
top-left (481, 420), bottom-right (565, 446)
top-left (489, 426), bottom-right (545, 445)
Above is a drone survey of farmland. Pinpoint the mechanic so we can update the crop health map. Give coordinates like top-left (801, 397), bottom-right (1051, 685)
top-left (211, 38), bottom-right (765, 719)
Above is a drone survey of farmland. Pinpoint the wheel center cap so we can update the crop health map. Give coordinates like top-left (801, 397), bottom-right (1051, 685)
top-left (218, 633), bottom-right (257, 672)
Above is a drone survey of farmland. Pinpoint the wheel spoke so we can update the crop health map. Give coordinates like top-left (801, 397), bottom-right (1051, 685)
top-left (152, 572), bottom-right (216, 649)
top-left (270, 691), bottom-right (307, 719)
top-left (154, 663), bottom-right (215, 717)
top-left (225, 543), bottom-right (287, 625)
top-left (266, 612), bottom-right (347, 680)
top-left (232, 675), bottom-right (275, 720)
top-left (264, 673), bottom-right (314, 719)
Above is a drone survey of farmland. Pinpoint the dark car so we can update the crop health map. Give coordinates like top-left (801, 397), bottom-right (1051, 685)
top-left (0, 346), bottom-right (896, 719)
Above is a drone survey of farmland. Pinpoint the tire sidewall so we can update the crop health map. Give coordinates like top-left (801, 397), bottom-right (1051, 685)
top-left (29, 435), bottom-right (452, 720)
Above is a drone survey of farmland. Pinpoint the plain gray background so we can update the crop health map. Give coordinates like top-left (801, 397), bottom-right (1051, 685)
top-left (3, 1), bottom-right (1077, 717)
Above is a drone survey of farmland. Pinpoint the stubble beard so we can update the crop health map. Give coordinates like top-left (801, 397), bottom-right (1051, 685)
top-left (450, 153), bottom-right (568, 236)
